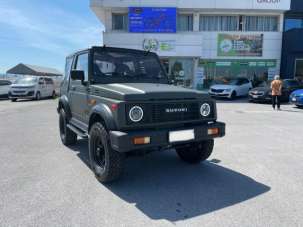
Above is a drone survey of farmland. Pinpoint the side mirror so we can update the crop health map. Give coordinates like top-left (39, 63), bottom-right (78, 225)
top-left (71, 70), bottom-right (85, 81)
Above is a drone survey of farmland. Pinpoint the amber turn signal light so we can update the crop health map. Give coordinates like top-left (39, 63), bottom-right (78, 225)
top-left (133, 137), bottom-right (151, 145)
top-left (208, 128), bottom-right (219, 135)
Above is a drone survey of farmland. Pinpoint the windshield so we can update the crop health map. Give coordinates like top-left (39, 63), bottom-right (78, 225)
top-left (14, 77), bottom-right (37, 85)
top-left (284, 80), bottom-right (300, 87)
top-left (93, 50), bottom-right (168, 84)
top-left (258, 81), bottom-right (271, 87)
top-left (212, 78), bottom-right (239, 86)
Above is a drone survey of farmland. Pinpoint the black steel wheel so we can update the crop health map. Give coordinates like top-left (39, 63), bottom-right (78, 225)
top-left (89, 122), bottom-right (125, 183)
top-left (35, 91), bottom-right (41, 101)
top-left (231, 91), bottom-right (237, 100)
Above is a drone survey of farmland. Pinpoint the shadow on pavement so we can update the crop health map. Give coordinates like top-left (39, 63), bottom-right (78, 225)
top-left (214, 97), bottom-right (250, 104)
top-left (70, 139), bottom-right (270, 222)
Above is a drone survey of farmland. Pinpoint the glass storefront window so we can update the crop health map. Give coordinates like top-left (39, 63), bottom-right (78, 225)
top-left (168, 58), bottom-right (194, 88)
top-left (244, 16), bottom-right (279, 32)
top-left (295, 59), bottom-right (303, 83)
top-left (178, 14), bottom-right (193, 31)
top-left (199, 16), bottom-right (238, 31)
top-left (284, 18), bottom-right (303, 31)
top-left (112, 13), bottom-right (128, 31)
top-left (198, 59), bottom-right (277, 89)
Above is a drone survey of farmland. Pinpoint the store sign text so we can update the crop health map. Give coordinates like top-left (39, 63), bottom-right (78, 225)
top-left (142, 39), bottom-right (176, 52)
top-left (257, 0), bottom-right (281, 4)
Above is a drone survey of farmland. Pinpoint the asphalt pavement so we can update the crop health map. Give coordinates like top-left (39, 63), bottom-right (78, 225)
top-left (0, 98), bottom-right (302, 227)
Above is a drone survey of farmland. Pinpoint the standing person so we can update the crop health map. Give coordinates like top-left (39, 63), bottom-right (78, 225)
top-left (271, 75), bottom-right (283, 110)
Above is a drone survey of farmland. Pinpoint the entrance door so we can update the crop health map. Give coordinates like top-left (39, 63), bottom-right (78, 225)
top-left (295, 59), bottom-right (303, 82)
top-left (169, 58), bottom-right (194, 88)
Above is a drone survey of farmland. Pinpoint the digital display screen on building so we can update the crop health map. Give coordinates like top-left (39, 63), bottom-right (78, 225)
top-left (129, 7), bottom-right (177, 33)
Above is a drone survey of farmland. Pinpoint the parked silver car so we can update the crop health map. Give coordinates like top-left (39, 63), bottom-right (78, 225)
top-left (0, 80), bottom-right (12, 99)
top-left (9, 76), bottom-right (56, 102)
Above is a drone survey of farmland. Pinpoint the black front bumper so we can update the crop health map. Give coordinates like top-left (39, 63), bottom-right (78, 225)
top-left (8, 91), bottom-right (35, 98)
top-left (109, 122), bottom-right (225, 152)
top-left (249, 94), bottom-right (271, 102)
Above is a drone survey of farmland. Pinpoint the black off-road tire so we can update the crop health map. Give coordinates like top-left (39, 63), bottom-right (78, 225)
top-left (89, 122), bottom-right (125, 183)
top-left (176, 140), bottom-right (214, 164)
top-left (59, 109), bottom-right (77, 146)
top-left (231, 91), bottom-right (237, 100)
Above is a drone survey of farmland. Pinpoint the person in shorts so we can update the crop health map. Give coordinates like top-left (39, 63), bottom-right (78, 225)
top-left (271, 75), bottom-right (283, 110)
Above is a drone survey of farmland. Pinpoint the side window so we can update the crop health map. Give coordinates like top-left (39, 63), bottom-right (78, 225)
top-left (236, 80), bottom-right (242, 86)
top-left (38, 78), bottom-right (44, 85)
top-left (65, 57), bottom-right (73, 80)
top-left (243, 79), bottom-right (250, 84)
top-left (45, 78), bottom-right (53, 85)
top-left (75, 53), bottom-right (89, 81)
top-left (0, 81), bottom-right (11, 86)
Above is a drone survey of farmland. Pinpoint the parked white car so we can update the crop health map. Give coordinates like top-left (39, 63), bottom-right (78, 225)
top-left (0, 80), bottom-right (12, 99)
top-left (209, 78), bottom-right (252, 99)
top-left (9, 76), bottom-right (56, 102)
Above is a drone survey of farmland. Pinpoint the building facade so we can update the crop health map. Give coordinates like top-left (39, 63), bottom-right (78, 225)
top-left (91, 0), bottom-right (290, 89)
top-left (281, 0), bottom-right (303, 82)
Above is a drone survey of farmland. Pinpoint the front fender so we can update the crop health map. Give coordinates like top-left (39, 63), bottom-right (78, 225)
top-left (58, 95), bottom-right (72, 120)
top-left (89, 104), bottom-right (116, 131)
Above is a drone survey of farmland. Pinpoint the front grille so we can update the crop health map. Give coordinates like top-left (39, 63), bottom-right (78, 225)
top-left (211, 89), bottom-right (224, 93)
top-left (152, 102), bottom-right (200, 123)
top-left (12, 90), bottom-right (26, 94)
top-left (250, 91), bottom-right (264, 96)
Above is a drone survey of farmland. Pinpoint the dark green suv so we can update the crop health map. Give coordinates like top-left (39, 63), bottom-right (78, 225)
top-left (57, 46), bottom-right (225, 182)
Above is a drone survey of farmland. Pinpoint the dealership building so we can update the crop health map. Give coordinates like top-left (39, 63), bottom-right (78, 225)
top-left (91, 0), bottom-right (291, 89)
top-left (281, 0), bottom-right (303, 82)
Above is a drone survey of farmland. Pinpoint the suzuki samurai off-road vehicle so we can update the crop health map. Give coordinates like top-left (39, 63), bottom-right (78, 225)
top-left (57, 46), bottom-right (225, 182)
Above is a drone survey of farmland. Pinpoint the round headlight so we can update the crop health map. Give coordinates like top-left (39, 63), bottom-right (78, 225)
top-left (200, 103), bottom-right (211, 117)
top-left (129, 106), bottom-right (144, 122)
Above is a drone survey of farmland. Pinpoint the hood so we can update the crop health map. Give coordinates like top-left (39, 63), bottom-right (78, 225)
top-left (291, 89), bottom-right (303, 96)
top-left (251, 86), bottom-right (270, 93)
top-left (11, 84), bottom-right (35, 88)
top-left (210, 84), bottom-right (237, 90)
top-left (90, 83), bottom-right (206, 101)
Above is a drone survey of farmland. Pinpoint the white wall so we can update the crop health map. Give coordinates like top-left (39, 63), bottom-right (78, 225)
top-left (91, 0), bottom-right (287, 74)
top-left (91, 0), bottom-right (290, 11)
top-left (103, 32), bottom-right (283, 71)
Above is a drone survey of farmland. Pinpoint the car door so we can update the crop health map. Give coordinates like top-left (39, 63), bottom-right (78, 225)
top-left (44, 78), bottom-right (50, 96)
top-left (46, 78), bottom-right (54, 96)
top-left (38, 78), bottom-right (47, 97)
top-left (242, 79), bottom-right (252, 96)
top-left (69, 52), bottom-right (89, 125)
top-left (236, 79), bottom-right (247, 96)
top-left (0, 81), bottom-right (11, 96)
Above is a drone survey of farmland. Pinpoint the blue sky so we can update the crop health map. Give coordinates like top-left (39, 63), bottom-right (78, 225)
top-left (0, 0), bottom-right (104, 74)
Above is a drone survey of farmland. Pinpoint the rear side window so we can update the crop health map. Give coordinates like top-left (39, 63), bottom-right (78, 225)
top-left (0, 80), bottom-right (11, 86)
top-left (38, 78), bottom-right (44, 85)
top-left (45, 78), bottom-right (54, 85)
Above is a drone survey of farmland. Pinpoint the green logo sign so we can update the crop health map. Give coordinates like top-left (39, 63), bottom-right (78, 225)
top-left (218, 34), bottom-right (263, 57)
